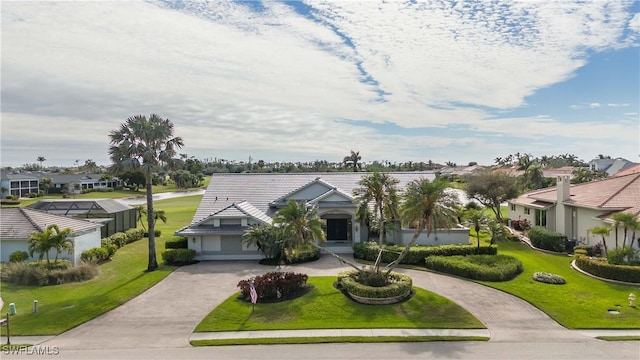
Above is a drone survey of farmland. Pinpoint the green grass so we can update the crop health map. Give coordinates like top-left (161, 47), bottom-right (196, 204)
top-left (596, 336), bottom-right (640, 341)
top-left (480, 241), bottom-right (640, 329)
top-left (0, 195), bottom-right (203, 336)
top-left (191, 336), bottom-right (489, 346)
top-left (195, 277), bottom-right (485, 332)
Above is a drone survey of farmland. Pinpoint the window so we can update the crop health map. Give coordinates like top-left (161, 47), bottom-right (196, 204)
top-left (510, 204), bottom-right (516, 211)
top-left (524, 208), bottom-right (530, 215)
top-left (535, 209), bottom-right (547, 227)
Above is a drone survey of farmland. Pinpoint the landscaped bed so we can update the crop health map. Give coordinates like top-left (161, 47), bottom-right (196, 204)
top-left (194, 276), bottom-right (485, 332)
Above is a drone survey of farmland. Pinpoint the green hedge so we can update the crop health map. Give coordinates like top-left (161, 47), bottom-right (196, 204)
top-left (284, 245), bottom-right (320, 264)
top-left (337, 269), bottom-right (412, 298)
top-left (425, 255), bottom-right (523, 281)
top-left (353, 241), bottom-right (497, 266)
top-left (528, 226), bottom-right (567, 253)
top-left (575, 255), bottom-right (640, 283)
top-left (80, 247), bottom-right (109, 263)
top-left (165, 236), bottom-right (188, 249)
top-left (161, 249), bottom-right (197, 266)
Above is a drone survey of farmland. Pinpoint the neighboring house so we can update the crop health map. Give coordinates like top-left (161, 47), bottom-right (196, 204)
top-left (35, 173), bottom-right (122, 194)
top-left (588, 157), bottom-right (637, 176)
top-left (614, 163), bottom-right (640, 177)
top-left (542, 166), bottom-right (575, 178)
top-left (176, 172), bottom-right (470, 261)
top-left (0, 208), bottom-right (102, 265)
top-left (508, 173), bottom-right (640, 248)
top-left (0, 170), bottom-right (40, 198)
top-left (28, 199), bottom-right (137, 238)
top-left (436, 165), bottom-right (483, 178)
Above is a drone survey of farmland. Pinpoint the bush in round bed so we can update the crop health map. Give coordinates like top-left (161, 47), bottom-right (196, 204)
top-left (337, 269), bottom-right (413, 305)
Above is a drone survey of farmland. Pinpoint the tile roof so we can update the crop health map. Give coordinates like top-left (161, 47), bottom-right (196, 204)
top-left (614, 164), bottom-right (640, 177)
top-left (0, 208), bottom-right (102, 240)
top-left (187, 172), bottom-right (436, 226)
top-left (511, 173), bottom-right (640, 218)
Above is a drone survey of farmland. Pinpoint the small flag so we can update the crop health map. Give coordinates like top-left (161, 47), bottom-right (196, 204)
top-left (249, 280), bottom-right (258, 305)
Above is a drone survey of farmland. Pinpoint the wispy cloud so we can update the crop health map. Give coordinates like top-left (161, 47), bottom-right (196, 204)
top-left (608, 103), bottom-right (630, 107)
top-left (1, 0), bottom-right (638, 166)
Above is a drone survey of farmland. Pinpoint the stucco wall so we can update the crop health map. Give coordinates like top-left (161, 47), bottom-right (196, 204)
top-left (397, 227), bottom-right (470, 246)
top-left (0, 228), bottom-right (99, 265)
top-left (72, 230), bottom-right (101, 265)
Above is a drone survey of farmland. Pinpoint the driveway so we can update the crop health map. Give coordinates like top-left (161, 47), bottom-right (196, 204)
top-left (39, 254), bottom-right (601, 350)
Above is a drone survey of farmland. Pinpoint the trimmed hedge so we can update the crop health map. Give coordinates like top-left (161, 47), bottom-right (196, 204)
top-left (425, 255), bottom-right (523, 281)
top-left (337, 269), bottom-right (412, 298)
top-left (532, 272), bottom-right (566, 285)
top-left (575, 255), bottom-right (640, 283)
top-left (353, 241), bottom-right (497, 266)
top-left (0, 262), bottom-right (98, 286)
top-left (161, 248), bottom-right (197, 266)
top-left (81, 247), bottom-right (109, 263)
top-left (238, 272), bottom-right (309, 301)
top-left (528, 226), bottom-right (567, 253)
top-left (283, 245), bottom-right (320, 264)
top-left (165, 236), bottom-right (188, 249)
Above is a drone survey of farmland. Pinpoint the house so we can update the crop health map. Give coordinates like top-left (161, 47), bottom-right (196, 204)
top-left (0, 170), bottom-right (40, 198)
top-left (176, 172), bottom-right (470, 260)
top-left (27, 199), bottom-right (137, 238)
top-left (0, 208), bottom-right (102, 265)
top-left (35, 173), bottom-right (121, 194)
top-left (508, 173), bottom-right (640, 248)
top-left (588, 157), bottom-right (637, 176)
top-left (614, 163), bottom-right (640, 177)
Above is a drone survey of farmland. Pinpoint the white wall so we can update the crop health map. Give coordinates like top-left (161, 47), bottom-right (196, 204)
top-left (72, 230), bottom-right (101, 265)
top-left (398, 227), bottom-right (470, 246)
top-left (0, 240), bottom-right (28, 263)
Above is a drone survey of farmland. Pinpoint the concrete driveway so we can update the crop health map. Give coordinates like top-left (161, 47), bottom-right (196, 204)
top-left (38, 254), bottom-right (605, 350)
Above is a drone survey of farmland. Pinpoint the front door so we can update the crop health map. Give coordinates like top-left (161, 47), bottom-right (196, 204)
top-left (326, 218), bottom-right (350, 241)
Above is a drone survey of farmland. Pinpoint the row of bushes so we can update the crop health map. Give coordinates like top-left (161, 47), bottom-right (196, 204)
top-left (0, 262), bottom-right (98, 286)
top-left (165, 236), bottom-right (188, 249)
top-left (102, 228), bottom-right (145, 248)
top-left (353, 241), bottom-right (498, 266)
top-left (424, 255), bottom-right (523, 282)
top-left (528, 226), bottom-right (567, 253)
top-left (337, 269), bottom-right (412, 298)
top-left (237, 272), bottom-right (309, 301)
top-left (575, 255), bottom-right (640, 283)
top-left (161, 249), bottom-right (196, 266)
top-left (81, 228), bottom-right (147, 263)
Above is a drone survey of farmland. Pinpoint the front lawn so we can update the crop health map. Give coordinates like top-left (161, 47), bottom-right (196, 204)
top-left (482, 241), bottom-right (640, 329)
top-left (0, 195), bottom-right (203, 335)
top-left (195, 276), bottom-right (485, 332)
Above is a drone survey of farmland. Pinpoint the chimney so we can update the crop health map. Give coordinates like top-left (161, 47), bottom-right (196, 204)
top-left (557, 176), bottom-right (570, 202)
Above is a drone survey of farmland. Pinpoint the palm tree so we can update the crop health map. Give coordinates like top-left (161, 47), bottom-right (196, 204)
top-left (343, 150), bottom-right (362, 172)
top-left (40, 177), bottom-right (53, 195)
top-left (354, 172), bottom-right (399, 245)
top-left (385, 178), bottom-right (460, 275)
top-left (28, 224), bottom-right (72, 268)
top-left (242, 223), bottom-right (285, 260)
top-left (135, 205), bottom-right (147, 231)
top-left (590, 226), bottom-right (611, 256)
top-left (524, 163), bottom-right (544, 190)
top-left (611, 213), bottom-right (635, 249)
top-left (464, 209), bottom-right (489, 249)
top-left (37, 156), bottom-right (46, 173)
top-left (108, 114), bottom-right (184, 271)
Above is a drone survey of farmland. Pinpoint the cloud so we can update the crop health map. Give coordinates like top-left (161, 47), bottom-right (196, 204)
top-left (607, 103), bottom-right (630, 107)
top-left (1, 0), bottom-right (638, 167)
top-left (589, 102), bottom-right (601, 108)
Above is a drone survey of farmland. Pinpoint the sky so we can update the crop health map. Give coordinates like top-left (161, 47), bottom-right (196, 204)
top-left (1, 0), bottom-right (639, 168)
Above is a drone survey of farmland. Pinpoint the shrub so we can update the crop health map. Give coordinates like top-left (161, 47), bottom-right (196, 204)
top-left (81, 247), bottom-right (109, 263)
top-left (353, 241), bottom-right (497, 266)
top-left (607, 247), bottom-right (636, 265)
top-left (528, 226), bottom-right (567, 253)
top-left (161, 249), bottom-right (196, 266)
top-left (125, 228), bottom-right (145, 244)
top-left (238, 272), bottom-right (309, 301)
top-left (337, 269), bottom-right (412, 298)
top-left (165, 236), bottom-right (188, 249)
top-left (155, 229), bottom-right (162, 237)
top-left (9, 250), bottom-right (29, 263)
top-left (283, 245), bottom-right (320, 264)
top-left (110, 233), bottom-right (128, 248)
top-left (103, 243), bottom-right (118, 258)
top-left (0, 262), bottom-right (98, 286)
top-left (1, 199), bottom-right (20, 205)
top-left (28, 260), bottom-right (72, 270)
top-left (532, 272), bottom-right (566, 285)
top-left (425, 254), bottom-right (523, 281)
top-left (573, 249), bottom-right (588, 257)
top-left (576, 254), bottom-right (640, 283)
top-left (357, 270), bottom-right (388, 287)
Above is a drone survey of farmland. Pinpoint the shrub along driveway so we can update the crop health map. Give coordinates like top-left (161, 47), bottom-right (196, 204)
top-left (35, 254), bottom-right (607, 351)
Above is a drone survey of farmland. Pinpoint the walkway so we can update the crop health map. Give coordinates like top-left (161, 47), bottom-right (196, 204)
top-left (6, 255), bottom-right (639, 350)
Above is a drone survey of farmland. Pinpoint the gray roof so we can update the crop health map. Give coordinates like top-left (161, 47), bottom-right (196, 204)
top-left (0, 170), bottom-right (40, 181)
top-left (186, 172), bottom-right (436, 227)
top-left (28, 199), bottom-right (133, 215)
top-left (34, 173), bottom-right (110, 183)
top-left (0, 208), bottom-right (102, 240)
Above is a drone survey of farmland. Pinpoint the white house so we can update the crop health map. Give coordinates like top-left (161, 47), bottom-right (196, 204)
top-left (508, 173), bottom-right (640, 249)
top-left (0, 208), bottom-right (102, 265)
top-left (176, 172), bottom-right (470, 261)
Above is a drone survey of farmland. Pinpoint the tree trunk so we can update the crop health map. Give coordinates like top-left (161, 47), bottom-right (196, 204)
top-left (385, 219), bottom-right (425, 277)
top-left (378, 204), bottom-right (385, 245)
top-left (493, 200), bottom-right (503, 224)
top-left (601, 236), bottom-right (608, 257)
top-left (146, 176), bottom-right (158, 271)
top-left (622, 228), bottom-right (628, 249)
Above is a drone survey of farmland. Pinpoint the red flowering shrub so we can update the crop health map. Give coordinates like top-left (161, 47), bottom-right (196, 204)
top-left (237, 272), bottom-right (308, 301)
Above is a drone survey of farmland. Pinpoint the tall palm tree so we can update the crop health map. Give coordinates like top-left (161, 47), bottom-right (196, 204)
top-left (354, 172), bottom-right (399, 245)
top-left (47, 225), bottom-right (73, 263)
top-left (385, 178), bottom-right (460, 275)
top-left (611, 213), bottom-right (634, 249)
top-left (37, 156), bottom-right (46, 173)
top-left (590, 226), bottom-right (611, 256)
top-left (464, 209), bottom-right (489, 249)
top-left (28, 224), bottom-right (71, 268)
top-left (108, 114), bottom-right (184, 271)
top-left (135, 205), bottom-right (147, 231)
top-left (343, 150), bottom-right (362, 172)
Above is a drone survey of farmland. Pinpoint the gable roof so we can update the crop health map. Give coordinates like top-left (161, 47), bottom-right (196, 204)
top-left (0, 208), bottom-right (102, 240)
top-left (511, 173), bottom-right (640, 219)
top-left (614, 163), bottom-right (640, 177)
top-left (188, 172), bottom-right (436, 226)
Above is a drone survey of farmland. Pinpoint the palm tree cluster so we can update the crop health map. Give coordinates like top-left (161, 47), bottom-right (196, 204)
top-left (590, 212), bottom-right (639, 264)
top-left (28, 224), bottom-right (73, 269)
